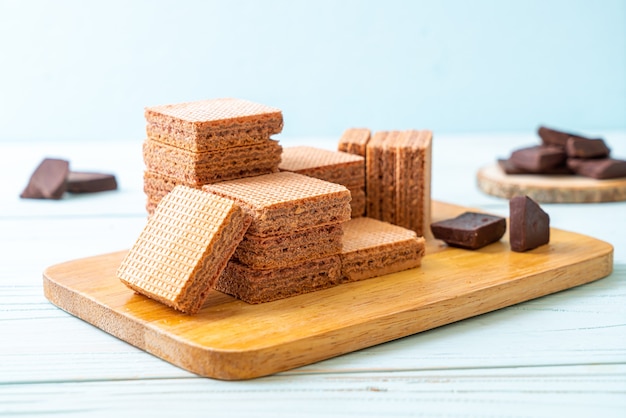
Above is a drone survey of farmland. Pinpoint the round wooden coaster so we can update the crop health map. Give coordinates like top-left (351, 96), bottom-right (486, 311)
top-left (477, 163), bottom-right (626, 203)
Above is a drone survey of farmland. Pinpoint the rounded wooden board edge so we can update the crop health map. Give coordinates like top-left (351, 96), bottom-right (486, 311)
top-left (476, 163), bottom-right (626, 203)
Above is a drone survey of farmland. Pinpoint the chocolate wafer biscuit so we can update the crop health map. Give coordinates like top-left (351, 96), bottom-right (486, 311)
top-left (215, 255), bottom-right (342, 304)
top-left (203, 172), bottom-right (352, 236)
top-left (340, 217), bottom-right (426, 282)
top-left (142, 138), bottom-right (282, 185)
top-left (279, 146), bottom-right (365, 187)
top-left (233, 223), bottom-right (343, 269)
top-left (145, 98), bottom-right (283, 152)
top-left (117, 185), bottom-right (251, 314)
top-left (395, 130), bottom-right (432, 237)
top-left (338, 128), bottom-right (371, 157)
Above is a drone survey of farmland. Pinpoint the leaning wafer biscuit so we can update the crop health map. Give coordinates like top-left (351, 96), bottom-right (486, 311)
top-left (338, 128), bottom-right (371, 157)
top-left (145, 98), bottom-right (283, 152)
top-left (279, 146), bottom-right (365, 187)
top-left (340, 217), bottom-right (426, 282)
top-left (216, 256), bottom-right (342, 304)
top-left (117, 185), bottom-right (251, 314)
top-left (203, 172), bottom-right (351, 237)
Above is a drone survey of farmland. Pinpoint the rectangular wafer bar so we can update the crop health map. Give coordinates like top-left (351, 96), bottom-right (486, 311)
top-left (117, 185), bottom-right (251, 314)
top-left (395, 130), bottom-right (432, 237)
top-left (145, 98), bottom-right (283, 152)
top-left (203, 172), bottom-right (352, 236)
top-left (340, 217), bottom-right (425, 282)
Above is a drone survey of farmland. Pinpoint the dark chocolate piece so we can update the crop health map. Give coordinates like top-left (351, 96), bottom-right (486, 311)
top-left (537, 126), bottom-right (599, 148)
top-left (509, 145), bottom-right (567, 173)
top-left (430, 212), bottom-right (506, 250)
top-left (565, 137), bottom-right (610, 159)
top-left (20, 158), bottom-right (69, 200)
top-left (498, 158), bottom-right (573, 175)
top-left (568, 158), bottom-right (626, 180)
top-left (66, 172), bottom-right (118, 193)
top-left (509, 196), bottom-right (550, 252)
top-left (498, 158), bottom-right (529, 175)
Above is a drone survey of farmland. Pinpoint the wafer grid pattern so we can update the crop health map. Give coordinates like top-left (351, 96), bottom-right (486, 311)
top-left (118, 187), bottom-right (235, 303)
top-left (279, 146), bottom-right (364, 171)
top-left (204, 172), bottom-right (348, 208)
top-left (145, 98), bottom-right (282, 124)
top-left (341, 218), bottom-right (418, 252)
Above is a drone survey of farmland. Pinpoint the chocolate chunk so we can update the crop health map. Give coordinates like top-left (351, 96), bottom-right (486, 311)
top-left (66, 172), bottom-right (118, 193)
top-left (565, 137), bottom-right (610, 159)
top-left (499, 158), bottom-right (573, 175)
top-left (498, 158), bottom-right (529, 175)
top-left (509, 196), bottom-right (550, 252)
top-left (20, 158), bottom-right (70, 200)
top-left (537, 126), bottom-right (599, 148)
top-left (567, 158), bottom-right (626, 180)
top-left (509, 145), bottom-right (567, 173)
top-left (430, 212), bottom-right (506, 250)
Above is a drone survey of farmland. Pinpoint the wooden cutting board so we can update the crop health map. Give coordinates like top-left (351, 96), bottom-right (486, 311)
top-left (43, 201), bottom-right (614, 380)
top-left (477, 163), bottom-right (626, 203)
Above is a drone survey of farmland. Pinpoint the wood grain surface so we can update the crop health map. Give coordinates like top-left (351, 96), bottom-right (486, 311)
top-left (42, 201), bottom-right (614, 380)
top-left (477, 163), bottom-right (626, 203)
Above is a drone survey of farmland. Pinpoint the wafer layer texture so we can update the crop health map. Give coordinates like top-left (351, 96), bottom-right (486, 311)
top-left (203, 172), bottom-right (352, 236)
top-left (143, 138), bottom-right (282, 185)
top-left (233, 223), bottom-right (343, 269)
top-left (145, 98), bottom-right (284, 152)
top-left (215, 256), bottom-right (342, 304)
top-left (117, 186), bottom-right (251, 314)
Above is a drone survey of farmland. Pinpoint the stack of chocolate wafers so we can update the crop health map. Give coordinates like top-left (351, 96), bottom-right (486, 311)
top-left (203, 172), bottom-right (352, 304)
top-left (278, 145), bottom-right (366, 217)
top-left (142, 98), bottom-right (284, 214)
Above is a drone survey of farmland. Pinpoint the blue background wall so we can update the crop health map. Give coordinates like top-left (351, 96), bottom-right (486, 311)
top-left (0, 0), bottom-right (624, 141)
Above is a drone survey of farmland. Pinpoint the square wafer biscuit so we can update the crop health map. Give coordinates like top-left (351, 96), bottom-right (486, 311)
top-left (117, 185), bottom-right (251, 314)
top-left (279, 146), bottom-right (365, 187)
top-left (203, 172), bottom-right (351, 236)
top-left (145, 98), bottom-right (283, 152)
top-left (340, 217), bottom-right (426, 282)
top-left (142, 138), bottom-right (282, 185)
top-left (215, 255), bottom-right (342, 304)
top-left (337, 128), bottom-right (371, 157)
